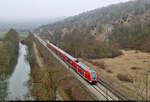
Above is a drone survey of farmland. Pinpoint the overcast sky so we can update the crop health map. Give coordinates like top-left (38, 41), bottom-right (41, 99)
top-left (0, 0), bottom-right (131, 21)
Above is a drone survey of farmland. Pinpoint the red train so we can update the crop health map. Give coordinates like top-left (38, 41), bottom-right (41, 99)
top-left (46, 41), bottom-right (98, 84)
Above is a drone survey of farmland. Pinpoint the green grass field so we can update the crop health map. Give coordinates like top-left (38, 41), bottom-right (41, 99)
top-left (19, 32), bottom-right (29, 38)
top-left (0, 32), bottom-right (29, 39)
top-left (0, 32), bottom-right (6, 38)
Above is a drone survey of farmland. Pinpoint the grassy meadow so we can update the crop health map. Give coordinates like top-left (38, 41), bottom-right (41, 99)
top-left (0, 32), bottom-right (6, 39)
top-left (0, 32), bottom-right (29, 39)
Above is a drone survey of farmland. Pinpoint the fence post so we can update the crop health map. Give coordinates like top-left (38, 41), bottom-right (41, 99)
top-left (146, 71), bottom-right (149, 100)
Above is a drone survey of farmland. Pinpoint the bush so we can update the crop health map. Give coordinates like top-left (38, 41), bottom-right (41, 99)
top-left (106, 69), bottom-right (113, 73)
top-left (131, 66), bottom-right (141, 70)
top-left (83, 58), bottom-right (106, 70)
top-left (91, 61), bottom-right (106, 69)
top-left (117, 73), bottom-right (133, 83)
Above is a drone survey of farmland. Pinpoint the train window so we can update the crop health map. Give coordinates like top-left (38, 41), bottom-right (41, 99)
top-left (91, 72), bottom-right (96, 80)
top-left (80, 66), bottom-right (85, 71)
top-left (75, 60), bottom-right (79, 63)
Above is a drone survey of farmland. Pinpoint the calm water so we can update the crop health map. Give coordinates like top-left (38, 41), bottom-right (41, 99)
top-left (5, 43), bottom-right (31, 100)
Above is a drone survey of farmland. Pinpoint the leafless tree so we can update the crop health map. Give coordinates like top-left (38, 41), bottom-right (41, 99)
top-left (128, 71), bottom-right (146, 100)
top-left (42, 60), bottom-right (66, 100)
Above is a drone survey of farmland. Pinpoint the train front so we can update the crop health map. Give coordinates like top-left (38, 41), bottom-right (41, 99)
top-left (90, 71), bottom-right (98, 84)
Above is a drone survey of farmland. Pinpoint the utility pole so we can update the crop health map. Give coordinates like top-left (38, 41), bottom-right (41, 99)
top-left (146, 71), bottom-right (149, 100)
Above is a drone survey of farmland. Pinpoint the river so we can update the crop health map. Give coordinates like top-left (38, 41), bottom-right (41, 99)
top-left (0, 43), bottom-right (32, 100)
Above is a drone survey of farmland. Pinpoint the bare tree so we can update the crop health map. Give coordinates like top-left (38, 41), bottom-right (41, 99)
top-left (129, 71), bottom-right (146, 100)
top-left (42, 60), bottom-right (66, 100)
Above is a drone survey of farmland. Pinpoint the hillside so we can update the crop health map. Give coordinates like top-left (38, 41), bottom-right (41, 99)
top-left (35, 0), bottom-right (150, 41)
top-left (34, 0), bottom-right (150, 59)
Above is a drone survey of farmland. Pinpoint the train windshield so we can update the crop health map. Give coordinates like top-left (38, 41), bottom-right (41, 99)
top-left (75, 59), bottom-right (79, 63)
top-left (91, 72), bottom-right (96, 80)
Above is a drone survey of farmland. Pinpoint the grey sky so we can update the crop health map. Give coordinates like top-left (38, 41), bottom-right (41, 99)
top-left (0, 0), bottom-right (131, 20)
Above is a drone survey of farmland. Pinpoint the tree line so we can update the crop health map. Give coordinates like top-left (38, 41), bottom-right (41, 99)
top-left (109, 20), bottom-right (150, 52)
top-left (60, 31), bottom-right (122, 59)
top-left (0, 29), bottom-right (19, 76)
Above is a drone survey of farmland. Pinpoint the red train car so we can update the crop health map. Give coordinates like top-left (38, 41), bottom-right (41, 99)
top-left (46, 41), bottom-right (98, 84)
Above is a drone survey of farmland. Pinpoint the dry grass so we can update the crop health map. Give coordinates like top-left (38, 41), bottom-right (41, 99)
top-left (0, 32), bottom-right (6, 38)
top-left (105, 69), bottom-right (113, 73)
top-left (83, 58), bottom-right (106, 70)
top-left (117, 73), bottom-right (133, 83)
top-left (79, 50), bottom-right (150, 100)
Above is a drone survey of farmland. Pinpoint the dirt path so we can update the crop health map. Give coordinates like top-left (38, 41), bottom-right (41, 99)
top-left (33, 42), bottom-right (43, 68)
top-left (33, 42), bottom-right (63, 100)
top-left (56, 91), bottom-right (63, 100)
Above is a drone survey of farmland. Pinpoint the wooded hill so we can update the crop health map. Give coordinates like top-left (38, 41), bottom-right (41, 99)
top-left (34, 0), bottom-right (150, 58)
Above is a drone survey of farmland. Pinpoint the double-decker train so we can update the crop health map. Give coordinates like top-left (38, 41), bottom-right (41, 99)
top-left (46, 41), bottom-right (98, 84)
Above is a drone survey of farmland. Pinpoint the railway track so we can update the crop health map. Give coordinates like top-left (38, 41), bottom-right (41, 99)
top-left (33, 34), bottom-right (130, 100)
top-left (98, 77), bottom-right (130, 100)
top-left (92, 84), bottom-right (113, 100)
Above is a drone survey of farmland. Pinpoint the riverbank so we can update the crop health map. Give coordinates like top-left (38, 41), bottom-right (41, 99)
top-left (0, 29), bottom-right (19, 78)
top-left (0, 29), bottom-right (19, 100)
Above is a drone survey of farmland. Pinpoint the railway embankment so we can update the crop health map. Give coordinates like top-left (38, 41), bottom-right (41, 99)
top-left (23, 34), bottom-right (94, 100)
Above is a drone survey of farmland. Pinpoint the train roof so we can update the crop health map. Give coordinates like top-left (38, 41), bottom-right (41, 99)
top-left (49, 42), bottom-right (78, 61)
top-left (78, 62), bottom-right (95, 72)
top-left (48, 42), bottom-right (95, 73)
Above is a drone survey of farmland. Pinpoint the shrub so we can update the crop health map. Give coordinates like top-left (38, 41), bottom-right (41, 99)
top-left (131, 66), bottom-right (141, 70)
top-left (91, 61), bottom-right (106, 69)
top-left (106, 69), bottom-right (113, 73)
top-left (84, 58), bottom-right (106, 70)
top-left (117, 73), bottom-right (133, 83)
